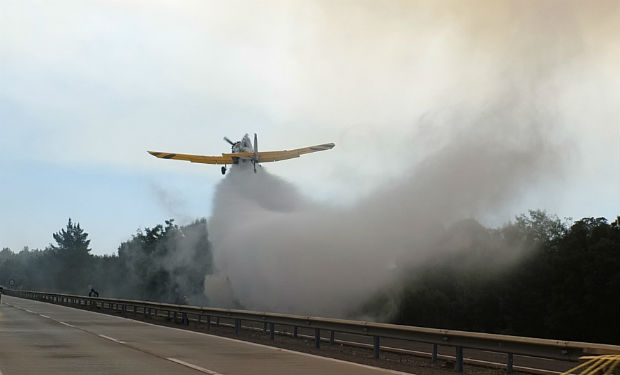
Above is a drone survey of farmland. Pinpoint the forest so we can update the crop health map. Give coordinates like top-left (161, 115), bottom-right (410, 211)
top-left (361, 211), bottom-right (619, 344)
top-left (1, 211), bottom-right (618, 344)
top-left (0, 219), bottom-right (212, 306)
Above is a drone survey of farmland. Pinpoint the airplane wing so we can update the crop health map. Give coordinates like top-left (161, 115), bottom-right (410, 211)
top-left (147, 151), bottom-right (234, 165)
top-left (148, 142), bottom-right (334, 165)
top-left (257, 143), bottom-right (335, 163)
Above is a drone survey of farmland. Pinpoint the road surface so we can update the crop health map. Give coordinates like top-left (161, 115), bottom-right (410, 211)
top-left (0, 295), bottom-right (407, 375)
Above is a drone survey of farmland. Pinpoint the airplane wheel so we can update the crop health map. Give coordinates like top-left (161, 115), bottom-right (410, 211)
top-left (221, 166), bottom-right (226, 175)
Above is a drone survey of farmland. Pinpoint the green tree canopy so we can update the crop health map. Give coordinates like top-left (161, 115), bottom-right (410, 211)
top-left (50, 218), bottom-right (93, 293)
top-left (51, 218), bottom-right (91, 255)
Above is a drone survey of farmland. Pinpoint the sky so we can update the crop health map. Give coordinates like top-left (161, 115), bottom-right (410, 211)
top-left (1, 0), bottom-right (618, 255)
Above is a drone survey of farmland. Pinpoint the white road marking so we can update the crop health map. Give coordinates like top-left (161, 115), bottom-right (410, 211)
top-left (24, 309), bottom-right (34, 313)
top-left (98, 334), bottom-right (126, 344)
top-left (58, 321), bottom-right (75, 328)
top-left (166, 358), bottom-right (222, 375)
top-left (39, 314), bottom-right (51, 319)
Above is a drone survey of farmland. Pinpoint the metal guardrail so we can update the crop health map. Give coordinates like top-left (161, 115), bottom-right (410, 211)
top-left (3, 288), bottom-right (619, 373)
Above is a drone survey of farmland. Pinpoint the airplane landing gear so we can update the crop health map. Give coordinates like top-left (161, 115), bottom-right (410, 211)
top-left (221, 166), bottom-right (227, 175)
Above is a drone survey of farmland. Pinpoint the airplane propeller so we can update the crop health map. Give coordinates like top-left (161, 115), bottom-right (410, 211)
top-left (223, 136), bottom-right (235, 146)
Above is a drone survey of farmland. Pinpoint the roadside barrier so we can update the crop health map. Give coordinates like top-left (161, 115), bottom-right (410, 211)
top-left (4, 288), bottom-right (618, 373)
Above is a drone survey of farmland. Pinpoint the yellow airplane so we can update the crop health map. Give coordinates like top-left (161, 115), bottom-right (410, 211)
top-left (148, 133), bottom-right (335, 175)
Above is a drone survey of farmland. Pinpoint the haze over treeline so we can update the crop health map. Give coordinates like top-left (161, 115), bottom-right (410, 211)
top-left (1, 212), bottom-right (618, 344)
top-left (1, 219), bottom-right (213, 306)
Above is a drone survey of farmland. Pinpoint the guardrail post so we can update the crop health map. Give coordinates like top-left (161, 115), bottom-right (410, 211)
top-left (293, 326), bottom-right (298, 338)
top-left (216, 317), bottom-right (220, 326)
top-left (207, 315), bottom-right (211, 330)
top-left (270, 323), bottom-right (275, 341)
top-left (373, 336), bottom-right (380, 359)
top-left (234, 319), bottom-right (240, 335)
top-left (456, 346), bottom-right (463, 373)
top-left (183, 312), bottom-right (189, 326)
top-left (264, 322), bottom-right (268, 332)
top-left (432, 344), bottom-right (438, 362)
top-left (133, 305), bottom-right (136, 315)
top-left (167, 310), bottom-right (171, 320)
top-left (174, 311), bottom-right (178, 323)
top-left (315, 328), bottom-right (320, 349)
top-left (507, 353), bottom-right (514, 373)
top-left (122, 304), bottom-right (126, 315)
top-left (330, 331), bottom-right (335, 345)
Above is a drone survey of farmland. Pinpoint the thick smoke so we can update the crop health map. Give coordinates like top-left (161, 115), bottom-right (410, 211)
top-left (203, 1), bottom-right (616, 317)
top-left (206, 93), bottom-right (561, 317)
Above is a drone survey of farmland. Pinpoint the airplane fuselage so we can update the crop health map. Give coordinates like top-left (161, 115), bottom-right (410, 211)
top-left (230, 134), bottom-right (255, 165)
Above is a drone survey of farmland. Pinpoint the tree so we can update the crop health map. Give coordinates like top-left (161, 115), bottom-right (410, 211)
top-left (51, 218), bottom-right (91, 255)
top-left (116, 219), bottom-right (212, 304)
top-left (50, 218), bottom-right (93, 294)
top-left (366, 212), bottom-right (619, 344)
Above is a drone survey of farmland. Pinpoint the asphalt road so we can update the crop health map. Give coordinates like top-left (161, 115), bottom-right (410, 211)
top-left (0, 295), bottom-right (407, 375)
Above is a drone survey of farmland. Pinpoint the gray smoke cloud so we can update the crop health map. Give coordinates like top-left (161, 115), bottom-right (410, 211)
top-left (206, 97), bottom-right (561, 316)
top-left (150, 184), bottom-right (194, 225)
top-left (205, 91), bottom-right (561, 317)
top-left (202, 0), bottom-right (616, 317)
